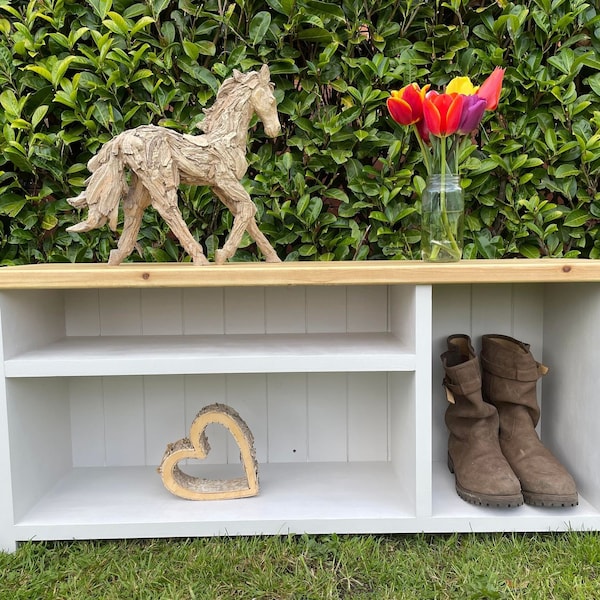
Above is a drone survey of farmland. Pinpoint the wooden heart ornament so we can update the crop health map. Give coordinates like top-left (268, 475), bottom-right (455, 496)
top-left (158, 403), bottom-right (259, 500)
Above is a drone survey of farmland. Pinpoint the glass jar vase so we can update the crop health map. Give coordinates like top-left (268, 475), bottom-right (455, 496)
top-left (421, 174), bottom-right (464, 262)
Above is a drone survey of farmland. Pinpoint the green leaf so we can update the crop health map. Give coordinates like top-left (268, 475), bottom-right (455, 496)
top-left (131, 16), bottom-right (155, 36)
top-left (249, 11), bottom-right (271, 45)
top-left (563, 209), bottom-right (588, 228)
top-left (0, 90), bottom-right (23, 116)
top-left (88, 0), bottom-right (112, 19)
top-left (553, 164), bottom-right (580, 178)
top-left (0, 193), bottom-right (27, 217)
top-left (103, 12), bottom-right (130, 36)
top-left (519, 244), bottom-right (541, 258)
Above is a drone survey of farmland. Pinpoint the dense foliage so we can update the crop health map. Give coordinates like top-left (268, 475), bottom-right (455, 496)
top-left (1, 0), bottom-right (599, 263)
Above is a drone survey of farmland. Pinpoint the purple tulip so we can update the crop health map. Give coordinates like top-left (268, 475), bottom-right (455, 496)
top-left (457, 94), bottom-right (487, 135)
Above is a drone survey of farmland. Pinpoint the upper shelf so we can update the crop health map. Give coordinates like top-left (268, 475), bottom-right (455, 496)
top-left (0, 259), bottom-right (599, 289)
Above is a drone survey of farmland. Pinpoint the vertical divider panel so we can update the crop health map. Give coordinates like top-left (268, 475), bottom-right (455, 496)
top-left (413, 285), bottom-right (432, 517)
top-left (0, 300), bottom-right (14, 551)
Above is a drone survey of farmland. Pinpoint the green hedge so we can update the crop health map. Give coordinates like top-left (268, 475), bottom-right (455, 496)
top-left (1, 0), bottom-right (599, 263)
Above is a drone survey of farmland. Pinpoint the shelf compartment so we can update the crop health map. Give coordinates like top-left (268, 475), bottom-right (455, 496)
top-left (4, 332), bottom-right (416, 377)
top-left (430, 460), bottom-right (600, 532)
top-left (14, 463), bottom-right (415, 541)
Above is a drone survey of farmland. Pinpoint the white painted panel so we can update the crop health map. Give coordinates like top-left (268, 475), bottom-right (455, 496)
top-left (182, 288), bottom-right (225, 334)
top-left (185, 374), bottom-right (227, 464)
top-left (99, 290), bottom-right (142, 335)
top-left (265, 287), bottom-right (306, 333)
top-left (389, 286), bottom-right (417, 351)
top-left (431, 285), bottom-right (471, 461)
top-left (141, 289), bottom-right (183, 335)
top-left (225, 374), bottom-right (268, 463)
top-left (7, 379), bottom-right (71, 521)
top-left (413, 285), bottom-right (432, 517)
top-left (543, 283), bottom-right (600, 508)
top-left (70, 378), bottom-right (105, 467)
top-left (5, 332), bottom-right (414, 377)
top-left (224, 288), bottom-right (265, 334)
top-left (65, 290), bottom-right (100, 336)
top-left (0, 291), bottom-right (65, 358)
top-left (103, 377), bottom-right (145, 466)
top-left (471, 284), bottom-right (513, 341)
top-left (144, 376), bottom-right (185, 466)
top-left (0, 306), bottom-right (14, 551)
top-left (347, 286), bottom-right (387, 333)
top-left (511, 284), bottom-right (544, 357)
top-left (267, 373), bottom-right (307, 462)
top-left (347, 372), bottom-right (388, 461)
top-left (307, 373), bottom-right (347, 462)
top-left (306, 286), bottom-right (346, 333)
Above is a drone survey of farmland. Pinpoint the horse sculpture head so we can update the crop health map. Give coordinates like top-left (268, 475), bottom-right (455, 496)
top-left (246, 64), bottom-right (281, 139)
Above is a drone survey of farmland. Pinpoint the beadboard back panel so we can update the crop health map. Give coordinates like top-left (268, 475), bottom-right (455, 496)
top-left (64, 286), bottom-right (393, 337)
top-left (68, 371), bottom-right (405, 468)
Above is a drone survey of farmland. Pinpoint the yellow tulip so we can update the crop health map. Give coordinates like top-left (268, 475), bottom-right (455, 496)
top-left (446, 76), bottom-right (479, 96)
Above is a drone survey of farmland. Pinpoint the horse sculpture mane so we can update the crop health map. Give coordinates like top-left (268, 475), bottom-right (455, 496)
top-left (67, 64), bottom-right (281, 266)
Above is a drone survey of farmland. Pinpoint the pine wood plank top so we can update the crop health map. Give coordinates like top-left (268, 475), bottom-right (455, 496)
top-left (0, 259), bottom-right (599, 289)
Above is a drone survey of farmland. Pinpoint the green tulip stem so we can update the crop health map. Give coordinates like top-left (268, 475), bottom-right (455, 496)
top-left (429, 136), bottom-right (461, 261)
top-left (413, 124), bottom-right (432, 175)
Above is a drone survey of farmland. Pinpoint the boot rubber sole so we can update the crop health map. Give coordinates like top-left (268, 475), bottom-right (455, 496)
top-left (448, 454), bottom-right (524, 508)
top-left (522, 490), bottom-right (578, 508)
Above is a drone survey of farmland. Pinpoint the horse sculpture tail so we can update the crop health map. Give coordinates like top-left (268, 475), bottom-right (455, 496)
top-left (66, 137), bottom-right (129, 233)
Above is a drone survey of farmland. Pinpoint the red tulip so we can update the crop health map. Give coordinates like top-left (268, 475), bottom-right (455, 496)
top-left (477, 67), bottom-right (505, 110)
top-left (422, 91), bottom-right (464, 137)
top-left (386, 83), bottom-right (429, 126)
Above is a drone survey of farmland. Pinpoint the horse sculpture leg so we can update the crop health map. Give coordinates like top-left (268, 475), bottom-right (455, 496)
top-left (152, 190), bottom-right (210, 265)
top-left (108, 174), bottom-right (151, 265)
top-left (213, 180), bottom-right (280, 264)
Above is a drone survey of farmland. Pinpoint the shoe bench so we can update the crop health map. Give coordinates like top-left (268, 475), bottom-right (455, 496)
top-left (0, 259), bottom-right (599, 551)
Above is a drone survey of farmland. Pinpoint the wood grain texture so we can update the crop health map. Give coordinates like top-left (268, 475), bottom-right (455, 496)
top-left (0, 259), bottom-right (599, 289)
top-left (158, 403), bottom-right (259, 500)
top-left (65, 66), bottom-right (281, 266)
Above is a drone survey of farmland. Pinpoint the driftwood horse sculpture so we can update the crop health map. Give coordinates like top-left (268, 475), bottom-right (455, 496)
top-left (67, 65), bottom-right (281, 265)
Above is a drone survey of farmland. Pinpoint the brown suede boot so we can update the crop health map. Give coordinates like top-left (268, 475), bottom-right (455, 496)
top-left (480, 334), bottom-right (578, 507)
top-left (442, 335), bottom-right (523, 507)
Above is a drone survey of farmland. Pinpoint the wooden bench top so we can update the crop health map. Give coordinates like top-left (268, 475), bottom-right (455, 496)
top-left (0, 259), bottom-right (599, 289)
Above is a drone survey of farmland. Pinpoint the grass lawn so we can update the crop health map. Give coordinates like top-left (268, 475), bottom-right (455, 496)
top-left (1, 532), bottom-right (599, 599)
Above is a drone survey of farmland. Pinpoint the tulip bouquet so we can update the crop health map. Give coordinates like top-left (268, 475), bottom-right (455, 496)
top-left (387, 68), bottom-right (504, 260)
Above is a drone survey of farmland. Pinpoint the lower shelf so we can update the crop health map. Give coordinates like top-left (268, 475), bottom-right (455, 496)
top-left (14, 462), bottom-right (414, 542)
top-left (431, 461), bottom-right (600, 532)
top-left (12, 461), bottom-right (600, 544)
